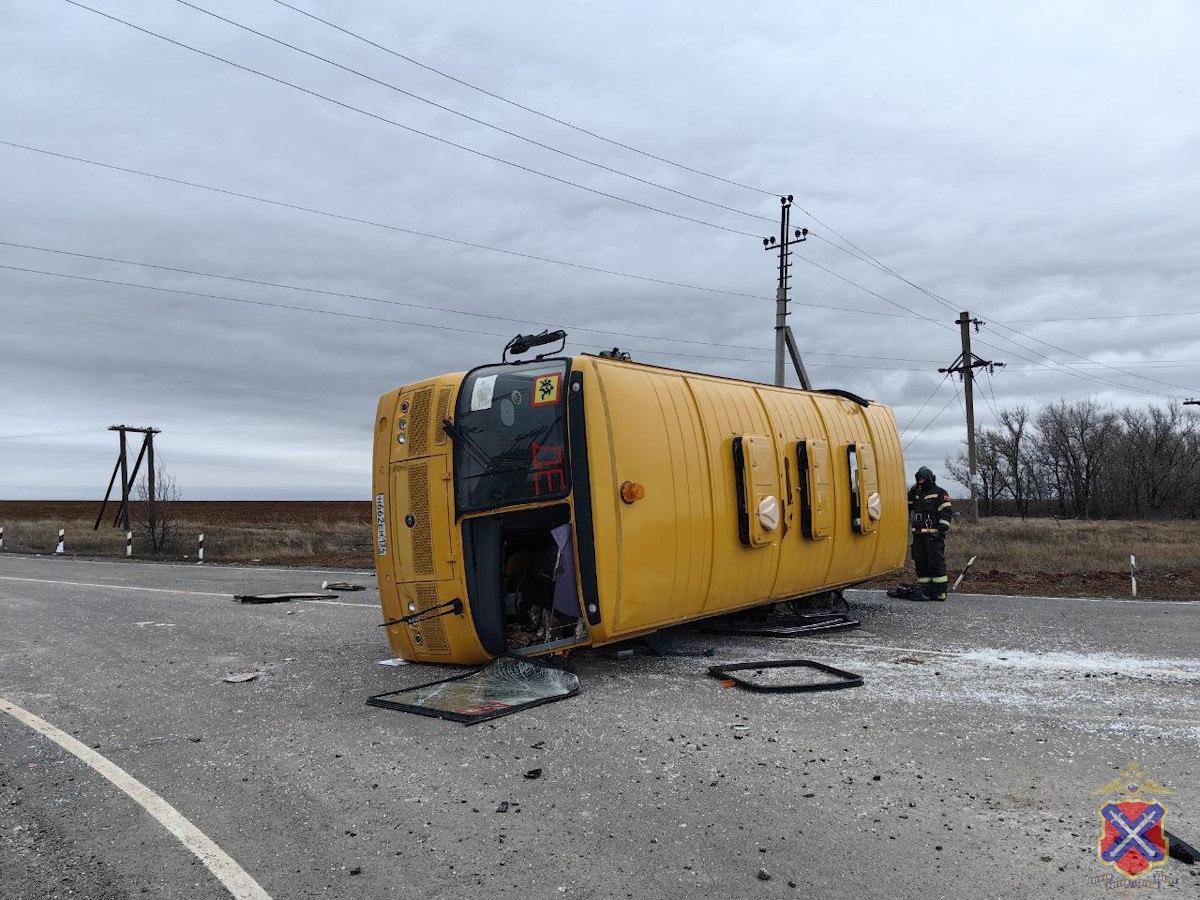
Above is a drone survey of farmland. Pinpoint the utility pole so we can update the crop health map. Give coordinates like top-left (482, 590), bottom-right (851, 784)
top-left (1185, 399), bottom-right (1199, 407)
top-left (762, 195), bottom-right (811, 389)
top-left (94, 425), bottom-right (161, 531)
top-left (938, 313), bottom-right (1004, 521)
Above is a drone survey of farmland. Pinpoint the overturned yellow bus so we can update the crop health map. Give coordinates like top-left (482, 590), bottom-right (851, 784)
top-left (372, 337), bottom-right (907, 665)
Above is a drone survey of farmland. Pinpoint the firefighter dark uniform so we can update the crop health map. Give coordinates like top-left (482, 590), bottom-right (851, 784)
top-left (907, 466), bottom-right (952, 601)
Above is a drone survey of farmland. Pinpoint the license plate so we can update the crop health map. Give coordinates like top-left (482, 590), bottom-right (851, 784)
top-left (375, 493), bottom-right (388, 556)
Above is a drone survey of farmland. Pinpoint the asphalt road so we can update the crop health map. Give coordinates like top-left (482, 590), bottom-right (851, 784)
top-left (1, 553), bottom-right (1198, 899)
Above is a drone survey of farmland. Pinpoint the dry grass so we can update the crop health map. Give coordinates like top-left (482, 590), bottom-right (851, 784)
top-left (2, 502), bottom-right (1196, 598)
top-left (0, 501), bottom-right (371, 568)
top-left (890, 517), bottom-right (1199, 600)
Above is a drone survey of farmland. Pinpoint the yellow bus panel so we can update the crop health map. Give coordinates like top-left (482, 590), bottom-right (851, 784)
top-left (373, 353), bottom-right (907, 665)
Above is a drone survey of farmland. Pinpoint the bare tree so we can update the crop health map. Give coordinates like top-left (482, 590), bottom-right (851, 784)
top-left (936, 398), bottom-right (1198, 520)
top-left (993, 406), bottom-right (1031, 517)
top-left (134, 463), bottom-right (181, 552)
top-left (946, 432), bottom-right (1005, 514)
top-left (1033, 400), bottom-right (1117, 518)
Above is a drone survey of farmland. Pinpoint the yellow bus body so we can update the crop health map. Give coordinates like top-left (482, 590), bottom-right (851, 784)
top-left (372, 354), bottom-right (906, 665)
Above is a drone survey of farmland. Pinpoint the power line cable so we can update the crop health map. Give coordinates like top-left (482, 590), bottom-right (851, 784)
top-left (898, 373), bottom-right (950, 435)
top-left (0, 426), bottom-right (107, 440)
top-left (0, 139), bottom-right (925, 322)
top-left (0, 239), bottom-right (946, 364)
top-left (267, 0), bottom-right (779, 199)
top-left (266, 0), bottom-right (908, 268)
top-left (0, 262), bottom-right (928, 372)
top-left (168, 0), bottom-right (775, 230)
top-left (1003, 309), bottom-right (1200, 323)
top-left (801, 226), bottom-right (1199, 396)
top-left (60, 0), bottom-right (759, 239)
top-left (262, 0), bottom-right (1199, 394)
top-left (4, 139), bottom-right (1180, 398)
top-left (793, 245), bottom-right (1191, 399)
top-left (902, 391), bottom-right (959, 453)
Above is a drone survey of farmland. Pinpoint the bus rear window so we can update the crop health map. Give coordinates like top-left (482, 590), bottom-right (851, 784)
top-left (452, 361), bottom-right (570, 515)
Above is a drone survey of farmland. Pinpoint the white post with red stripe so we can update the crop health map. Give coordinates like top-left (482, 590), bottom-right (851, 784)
top-left (197, 533), bottom-right (205, 564)
top-left (126, 530), bottom-right (133, 558)
top-left (55, 528), bottom-right (65, 555)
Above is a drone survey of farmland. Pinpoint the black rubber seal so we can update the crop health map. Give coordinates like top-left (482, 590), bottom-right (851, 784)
top-left (731, 436), bottom-right (751, 546)
top-left (702, 615), bottom-right (860, 638)
top-left (815, 388), bottom-right (872, 407)
top-left (567, 368), bottom-right (602, 626)
top-left (708, 659), bottom-right (864, 692)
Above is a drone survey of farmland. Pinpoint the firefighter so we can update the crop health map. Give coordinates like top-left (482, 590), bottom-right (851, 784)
top-left (907, 466), bottom-right (952, 601)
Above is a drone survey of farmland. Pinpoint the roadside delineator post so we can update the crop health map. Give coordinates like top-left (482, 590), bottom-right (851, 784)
top-left (55, 528), bottom-right (65, 555)
top-left (1130, 555), bottom-right (1137, 598)
top-left (198, 533), bottom-right (205, 564)
top-left (0, 525), bottom-right (5, 552)
top-left (952, 555), bottom-right (978, 593)
top-left (126, 530), bottom-right (133, 558)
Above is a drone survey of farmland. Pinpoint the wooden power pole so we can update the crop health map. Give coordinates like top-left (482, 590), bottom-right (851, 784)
top-left (94, 425), bottom-right (161, 531)
top-left (938, 313), bottom-right (1003, 520)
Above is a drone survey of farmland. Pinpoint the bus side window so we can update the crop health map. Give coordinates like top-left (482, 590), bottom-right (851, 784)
top-left (732, 434), bottom-right (780, 548)
top-left (797, 439), bottom-right (832, 540)
top-left (847, 444), bottom-right (862, 533)
top-left (847, 442), bottom-right (880, 535)
top-left (857, 442), bottom-right (879, 534)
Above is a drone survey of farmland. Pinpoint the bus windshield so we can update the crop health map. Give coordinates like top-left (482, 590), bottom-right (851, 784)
top-left (452, 361), bottom-right (570, 514)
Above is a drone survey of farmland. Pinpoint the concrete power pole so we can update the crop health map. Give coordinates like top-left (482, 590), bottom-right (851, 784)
top-left (938, 313), bottom-right (1003, 521)
top-left (762, 195), bottom-right (811, 390)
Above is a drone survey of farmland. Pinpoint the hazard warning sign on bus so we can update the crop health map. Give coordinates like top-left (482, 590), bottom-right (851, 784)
top-left (531, 373), bottom-right (562, 406)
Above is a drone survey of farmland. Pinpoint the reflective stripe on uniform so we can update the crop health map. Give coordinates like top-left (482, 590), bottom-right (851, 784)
top-left (916, 577), bottom-right (932, 584)
top-left (938, 502), bottom-right (952, 510)
top-left (931, 575), bottom-right (949, 583)
top-left (923, 493), bottom-right (940, 500)
top-left (939, 519), bottom-right (951, 527)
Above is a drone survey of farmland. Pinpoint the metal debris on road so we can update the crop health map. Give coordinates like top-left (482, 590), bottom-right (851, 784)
top-left (702, 612), bottom-right (860, 638)
top-left (222, 671), bottom-right (261, 683)
top-left (233, 592), bottom-right (339, 604)
top-left (322, 581), bottom-right (366, 591)
top-left (709, 659), bottom-right (864, 693)
top-left (1166, 829), bottom-right (1198, 865)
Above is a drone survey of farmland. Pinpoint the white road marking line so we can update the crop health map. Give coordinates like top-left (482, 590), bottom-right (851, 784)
top-left (787, 637), bottom-right (963, 657)
top-left (2, 552), bottom-right (373, 577)
top-left (846, 588), bottom-right (1200, 606)
top-left (0, 575), bottom-right (228, 596)
top-left (0, 576), bottom-right (376, 608)
top-left (0, 696), bottom-right (272, 900)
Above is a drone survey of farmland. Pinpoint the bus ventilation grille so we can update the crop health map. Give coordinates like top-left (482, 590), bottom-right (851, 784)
top-left (414, 582), bottom-right (449, 654)
top-left (434, 385), bottom-right (452, 446)
top-left (408, 388), bottom-right (431, 455)
top-left (408, 464), bottom-right (434, 575)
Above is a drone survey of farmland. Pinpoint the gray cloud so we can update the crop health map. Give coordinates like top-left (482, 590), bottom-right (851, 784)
top-left (2, 0), bottom-right (1198, 499)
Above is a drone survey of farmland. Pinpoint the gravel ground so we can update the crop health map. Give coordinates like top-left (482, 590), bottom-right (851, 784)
top-left (1, 553), bottom-right (1198, 899)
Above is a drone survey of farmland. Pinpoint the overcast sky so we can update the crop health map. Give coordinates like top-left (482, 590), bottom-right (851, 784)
top-left (2, 0), bottom-right (1198, 499)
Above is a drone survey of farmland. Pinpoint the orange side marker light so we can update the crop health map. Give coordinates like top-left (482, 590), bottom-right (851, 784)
top-left (620, 481), bottom-right (646, 504)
